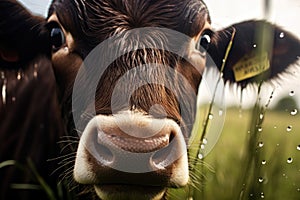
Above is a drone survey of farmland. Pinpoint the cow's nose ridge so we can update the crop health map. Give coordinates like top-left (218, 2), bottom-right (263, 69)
top-left (74, 112), bottom-right (187, 176)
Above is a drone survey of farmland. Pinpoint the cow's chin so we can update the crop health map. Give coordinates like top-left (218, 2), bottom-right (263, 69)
top-left (94, 185), bottom-right (166, 200)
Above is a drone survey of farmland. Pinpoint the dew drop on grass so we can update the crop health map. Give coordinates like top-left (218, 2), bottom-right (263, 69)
top-left (258, 142), bottom-right (264, 148)
top-left (297, 145), bottom-right (300, 151)
top-left (287, 157), bottom-right (293, 164)
top-left (289, 91), bottom-right (295, 96)
top-left (203, 138), bottom-right (208, 145)
top-left (287, 126), bottom-right (293, 132)
top-left (262, 160), bottom-right (267, 165)
top-left (198, 153), bottom-right (203, 159)
top-left (258, 127), bottom-right (263, 132)
top-left (260, 192), bottom-right (265, 198)
top-left (208, 113), bottom-right (213, 119)
top-left (258, 177), bottom-right (264, 183)
top-left (259, 114), bottom-right (264, 120)
top-left (291, 109), bottom-right (298, 116)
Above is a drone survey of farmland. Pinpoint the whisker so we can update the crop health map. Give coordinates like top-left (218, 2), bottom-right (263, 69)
top-left (48, 152), bottom-right (76, 162)
top-left (59, 166), bottom-right (75, 182)
top-left (51, 159), bottom-right (75, 176)
top-left (59, 135), bottom-right (79, 139)
top-left (60, 143), bottom-right (78, 153)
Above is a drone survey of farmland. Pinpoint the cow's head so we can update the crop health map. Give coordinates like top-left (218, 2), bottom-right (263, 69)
top-left (1, 0), bottom-right (300, 199)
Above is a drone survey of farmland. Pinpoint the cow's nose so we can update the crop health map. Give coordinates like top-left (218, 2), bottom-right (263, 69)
top-left (74, 112), bottom-right (187, 176)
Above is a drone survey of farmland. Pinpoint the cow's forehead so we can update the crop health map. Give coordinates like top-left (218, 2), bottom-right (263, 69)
top-left (48, 0), bottom-right (210, 34)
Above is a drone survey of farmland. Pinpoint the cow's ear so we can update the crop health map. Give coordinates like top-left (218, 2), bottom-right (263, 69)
top-left (207, 20), bottom-right (300, 87)
top-left (0, 0), bottom-right (50, 64)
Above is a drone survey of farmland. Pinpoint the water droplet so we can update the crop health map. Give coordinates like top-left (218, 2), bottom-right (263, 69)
top-left (219, 109), bottom-right (223, 116)
top-left (198, 153), bottom-right (204, 159)
top-left (279, 32), bottom-right (285, 38)
top-left (208, 113), bottom-right (213, 119)
top-left (200, 144), bottom-right (205, 149)
top-left (11, 97), bottom-right (16, 102)
top-left (34, 63), bottom-right (38, 78)
top-left (17, 70), bottom-right (22, 80)
top-left (259, 114), bottom-right (264, 120)
top-left (287, 157), bottom-right (293, 164)
top-left (253, 44), bottom-right (257, 48)
top-left (260, 192), bottom-right (265, 198)
top-left (2, 79), bottom-right (7, 105)
top-left (289, 91), bottom-right (295, 96)
top-left (222, 59), bottom-right (226, 63)
top-left (258, 177), bottom-right (264, 183)
top-left (258, 127), bottom-right (263, 132)
top-left (274, 125), bottom-right (277, 129)
top-left (287, 126), bottom-right (293, 132)
top-left (297, 145), bottom-right (300, 151)
top-left (258, 142), bottom-right (264, 148)
top-left (297, 188), bottom-right (300, 192)
top-left (1, 72), bottom-right (5, 79)
top-left (291, 109), bottom-right (298, 116)
top-left (203, 138), bottom-right (208, 145)
top-left (262, 160), bottom-right (267, 165)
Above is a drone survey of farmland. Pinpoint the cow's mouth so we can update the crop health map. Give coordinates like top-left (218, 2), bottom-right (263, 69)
top-left (97, 130), bottom-right (172, 153)
top-left (74, 115), bottom-right (189, 199)
top-left (94, 184), bottom-right (166, 200)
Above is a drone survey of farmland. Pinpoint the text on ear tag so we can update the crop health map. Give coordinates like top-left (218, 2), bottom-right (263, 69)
top-left (233, 52), bottom-right (270, 82)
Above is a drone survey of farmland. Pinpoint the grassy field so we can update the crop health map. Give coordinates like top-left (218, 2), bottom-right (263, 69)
top-left (168, 106), bottom-right (300, 200)
top-left (2, 103), bottom-right (300, 200)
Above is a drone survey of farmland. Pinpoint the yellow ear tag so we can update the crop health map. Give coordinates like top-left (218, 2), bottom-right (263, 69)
top-left (233, 52), bottom-right (270, 82)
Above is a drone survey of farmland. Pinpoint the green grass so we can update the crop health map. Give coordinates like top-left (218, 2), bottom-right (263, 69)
top-left (3, 106), bottom-right (300, 200)
top-left (168, 106), bottom-right (300, 200)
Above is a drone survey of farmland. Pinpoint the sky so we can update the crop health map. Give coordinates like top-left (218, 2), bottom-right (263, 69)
top-left (18, 0), bottom-right (300, 108)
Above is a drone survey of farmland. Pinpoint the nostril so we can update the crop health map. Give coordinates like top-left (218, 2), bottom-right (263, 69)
top-left (169, 131), bottom-right (176, 143)
top-left (92, 131), bottom-right (114, 164)
top-left (152, 131), bottom-right (176, 169)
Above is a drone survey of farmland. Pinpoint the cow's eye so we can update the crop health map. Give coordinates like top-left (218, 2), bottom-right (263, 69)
top-left (197, 30), bottom-right (212, 53)
top-left (50, 27), bottom-right (66, 51)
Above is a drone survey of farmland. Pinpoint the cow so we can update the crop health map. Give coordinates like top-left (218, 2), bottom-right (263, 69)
top-left (0, 1), bottom-right (65, 200)
top-left (1, 0), bottom-right (300, 200)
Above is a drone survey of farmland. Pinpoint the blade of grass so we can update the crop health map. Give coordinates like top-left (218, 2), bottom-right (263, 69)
top-left (27, 158), bottom-right (57, 200)
top-left (0, 160), bottom-right (16, 168)
top-left (188, 27), bottom-right (236, 199)
top-left (10, 184), bottom-right (42, 190)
